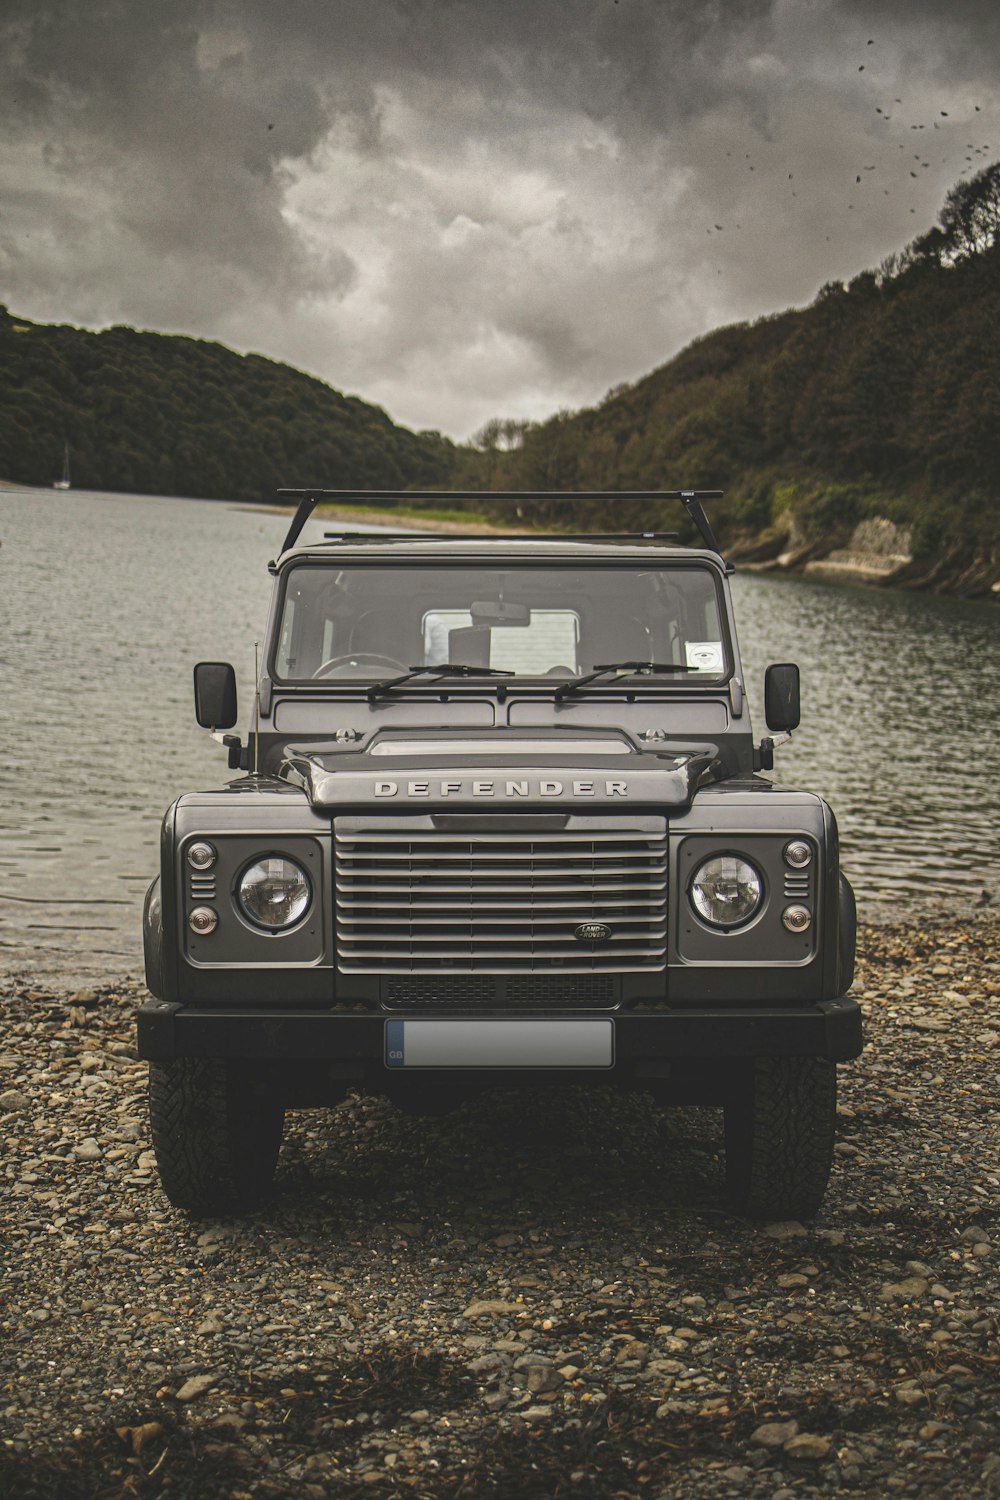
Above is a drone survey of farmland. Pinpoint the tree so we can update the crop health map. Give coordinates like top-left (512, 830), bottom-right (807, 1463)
top-left (908, 161), bottom-right (1000, 267)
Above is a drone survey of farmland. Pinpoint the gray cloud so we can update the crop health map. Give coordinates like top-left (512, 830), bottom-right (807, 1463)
top-left (1, 0), bottom-right (997, 439)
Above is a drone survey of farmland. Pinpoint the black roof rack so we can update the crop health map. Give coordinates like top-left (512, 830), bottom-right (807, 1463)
top-left (275, 488), bottom-right (725, 559)
top-left (320, 531), bottom-right (681, 544)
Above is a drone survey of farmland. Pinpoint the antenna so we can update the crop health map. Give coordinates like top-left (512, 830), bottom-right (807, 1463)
top-left (253, 641), bottom-right (261, 776)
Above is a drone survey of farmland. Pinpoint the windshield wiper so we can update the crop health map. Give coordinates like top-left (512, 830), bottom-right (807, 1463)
top-left (367, 664), bottom-right (514, 703)
top-left (553, 660), bottom-right (696, 702)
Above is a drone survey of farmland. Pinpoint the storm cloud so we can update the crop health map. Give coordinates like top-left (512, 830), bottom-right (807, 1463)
top-left (1, 0), bottom-right (996, 438)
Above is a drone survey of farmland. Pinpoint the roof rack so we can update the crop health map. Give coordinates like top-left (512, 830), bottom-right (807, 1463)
top-left (320, 531), bottom-right (682, 544)
top-left (275, 488), bottom-right (725, 559)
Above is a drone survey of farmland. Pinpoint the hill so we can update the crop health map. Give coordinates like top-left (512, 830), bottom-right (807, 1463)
top-left (0, 311), bottom-right (455, 499)
top-left (470, 165), bottom-right (1000, 596)
top-left (3, 164), bottom-right (998, 596)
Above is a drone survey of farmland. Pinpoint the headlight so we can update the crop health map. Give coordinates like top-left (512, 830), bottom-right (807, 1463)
top-left (690, 855), bottom-right (763, 929)
top-left (237, 856), bottom-right (311, 930)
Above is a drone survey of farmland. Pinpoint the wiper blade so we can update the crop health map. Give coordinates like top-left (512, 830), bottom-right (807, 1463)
top-left (367, 664), bottom-right (513, 702)
top-left (553, 660), bottom-right (696, 702)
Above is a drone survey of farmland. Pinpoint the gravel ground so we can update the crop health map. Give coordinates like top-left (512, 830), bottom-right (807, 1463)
top-left (1, 913), bottom-right (998, 1500)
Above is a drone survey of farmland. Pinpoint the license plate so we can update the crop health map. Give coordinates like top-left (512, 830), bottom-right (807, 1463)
top-left (385, 1018), bottom-right (614, 1069)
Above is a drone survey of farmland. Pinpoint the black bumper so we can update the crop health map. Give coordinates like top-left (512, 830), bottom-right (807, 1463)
top-left (136, 997), bottom-right (863, 1065)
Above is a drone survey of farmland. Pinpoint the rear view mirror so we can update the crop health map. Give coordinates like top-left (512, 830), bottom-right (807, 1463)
top-left (764, 663), bottom-right (800, 732)
top-left (470, 600), bottom-right (531, 625)
top-left (194, 661), bottom-right (238, 729)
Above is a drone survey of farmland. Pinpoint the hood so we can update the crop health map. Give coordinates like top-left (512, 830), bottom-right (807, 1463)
top-left (280, 738), bottom-right (723, 812)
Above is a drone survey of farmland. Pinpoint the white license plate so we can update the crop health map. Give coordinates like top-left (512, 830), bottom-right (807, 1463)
top-left (385, 1018), bottom-right (614, 1069)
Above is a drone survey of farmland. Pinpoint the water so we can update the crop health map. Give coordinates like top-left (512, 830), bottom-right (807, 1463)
top-left (1, 487), bottom-right (997, 981)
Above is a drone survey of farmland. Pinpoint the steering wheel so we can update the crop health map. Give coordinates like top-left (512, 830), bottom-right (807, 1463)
top-left (312, 653), bottom-right (407, 679)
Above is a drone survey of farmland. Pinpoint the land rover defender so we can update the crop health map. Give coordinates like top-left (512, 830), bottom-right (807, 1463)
top-left (137, 490), bottom-right (861, 1218)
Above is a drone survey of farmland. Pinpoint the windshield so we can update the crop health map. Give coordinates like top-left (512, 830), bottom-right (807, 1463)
top-left (273, 563), bottom-right (728, 683)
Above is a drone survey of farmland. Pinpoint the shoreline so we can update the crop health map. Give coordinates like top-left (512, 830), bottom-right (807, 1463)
top-left (2, 906), bottom-right (998, 1500)
top-left (4, 483), bottom-right (996, 596)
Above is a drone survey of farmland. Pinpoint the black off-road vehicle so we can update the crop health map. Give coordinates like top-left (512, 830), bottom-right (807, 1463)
top-left (138, 490), bottom-right (861, 1218)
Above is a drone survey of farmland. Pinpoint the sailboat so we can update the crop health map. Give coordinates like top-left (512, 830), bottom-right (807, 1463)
top-left (53, 443), bottom-right (71, 490)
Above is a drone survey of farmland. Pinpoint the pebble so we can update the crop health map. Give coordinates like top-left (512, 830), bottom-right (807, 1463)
top-left (751, 1419), bottom-right (799, 1447)
top-left (783, 1433), bottom-right (832, 1459)
top-left (175, 1374), bottom-right (217, 1401)
top-left (2, 912), bottom-right (999, 1499)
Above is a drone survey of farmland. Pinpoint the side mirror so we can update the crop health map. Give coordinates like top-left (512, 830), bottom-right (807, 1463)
top-left (194, 661), bottom-right (238, 729)
top-left (764, 663), bottom-right (800, 732)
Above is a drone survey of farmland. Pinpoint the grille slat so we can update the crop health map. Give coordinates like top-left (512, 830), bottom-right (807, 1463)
top-left (335, 819), bottom-right (668, 977)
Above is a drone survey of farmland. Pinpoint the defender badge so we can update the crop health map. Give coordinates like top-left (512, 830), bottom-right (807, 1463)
top-left (574, 923), bottom-right (612, 942)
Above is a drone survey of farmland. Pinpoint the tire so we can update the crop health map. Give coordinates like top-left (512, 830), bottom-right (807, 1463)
top-left (724, 1056), bottom-right (837, 1221)
top-left (148, 1057), bottom-right (285, 1215)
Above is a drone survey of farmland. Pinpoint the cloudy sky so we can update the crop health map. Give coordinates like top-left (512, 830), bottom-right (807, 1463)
top-left (1, 0), bottom-right (997, 441)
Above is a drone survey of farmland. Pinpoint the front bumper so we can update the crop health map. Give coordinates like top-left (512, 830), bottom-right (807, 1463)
top-left (136, 996), bottom-right (863, 1065)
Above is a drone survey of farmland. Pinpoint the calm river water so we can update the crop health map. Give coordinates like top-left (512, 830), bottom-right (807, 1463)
top-left (1, 487), bottom-right (997, 982)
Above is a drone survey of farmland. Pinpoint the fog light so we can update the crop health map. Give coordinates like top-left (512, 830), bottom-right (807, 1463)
top-left (187, 841), bottom-right (217, 871)
top-left (783, 840), bottom-right (812, 869)
top-left (782, 904), bottom-right (812, 933)
top-left (189, 906), bottom-right (218, 935)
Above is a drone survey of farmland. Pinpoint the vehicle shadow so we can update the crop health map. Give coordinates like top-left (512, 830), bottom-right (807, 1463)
top-left (272, 1084), bottom-right (729, 1230)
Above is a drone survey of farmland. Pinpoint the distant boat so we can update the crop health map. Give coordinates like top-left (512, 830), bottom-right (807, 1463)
top-left (53, 443), bottom-right (71, 490)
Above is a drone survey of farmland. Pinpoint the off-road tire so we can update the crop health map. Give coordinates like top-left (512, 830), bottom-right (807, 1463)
top-left (724, 1056), bottom-right (837, 1221)
top-left (148, 1058), bottom-right (285, 1215)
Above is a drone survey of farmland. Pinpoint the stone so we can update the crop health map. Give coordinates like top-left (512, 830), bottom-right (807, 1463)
top-left (880, 1276), bottom-right (929, 1301)
top-left (74, 1139), bottom-right (102, 1160)
top-left (464, 1299), bottom-right (522, 1318)
top-left (762, 1221), bottom-right (808, 1241)
top-left (175, 1374), bottom-right (217, 1402)
top-left (895, 1386), bottom-right (927, 1406)
top-left (750, 1419), bottom-right (799, 1448)
top-left (0, 1089), bottom-right (30, 1112)
top-left (783, 1433), bottom-right (831, 1459)
top-left (919, 1422), bottom-right (948, 1439)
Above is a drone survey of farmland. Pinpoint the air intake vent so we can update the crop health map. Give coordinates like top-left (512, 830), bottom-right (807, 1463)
top-left (335, 816), bottom-right (667, 975)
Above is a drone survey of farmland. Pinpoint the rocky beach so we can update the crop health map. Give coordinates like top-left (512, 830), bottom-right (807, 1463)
top-left (1, 911), bottom-right (998, 1500)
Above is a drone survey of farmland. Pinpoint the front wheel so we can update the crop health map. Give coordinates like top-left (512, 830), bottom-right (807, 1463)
top-left (148, 1058), bottom-right (285, 1215)
top-left (724, 1056), bottom-right (837, 1220)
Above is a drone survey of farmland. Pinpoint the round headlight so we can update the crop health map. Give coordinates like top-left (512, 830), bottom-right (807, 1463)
top-left (690, 855), bottom-right (763, 929)
top-left (237, 857), bottom-right (311, 930)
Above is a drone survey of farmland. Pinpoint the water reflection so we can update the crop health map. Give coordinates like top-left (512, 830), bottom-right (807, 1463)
top-left (733, 571), bottom-right (999, 903)
top-left (0, 487), bottom-right (997, 981)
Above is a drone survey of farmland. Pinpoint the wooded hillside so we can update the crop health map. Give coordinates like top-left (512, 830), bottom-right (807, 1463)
top-left (469, 164), bottom-right (1000, 594)
top-left (2, 164), bottom-right (998, 594)
top-left (0, 314), bottom-right (455, 499)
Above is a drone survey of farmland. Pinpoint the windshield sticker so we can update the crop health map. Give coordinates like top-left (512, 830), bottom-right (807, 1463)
top-left (685, 641), bottom-right (723, 673)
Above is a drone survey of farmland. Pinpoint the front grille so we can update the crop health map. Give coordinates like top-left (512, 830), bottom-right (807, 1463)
top-left (334, 817), bottom-right (667, 975)
top-left (382, 975), bottom-right (620, 1011)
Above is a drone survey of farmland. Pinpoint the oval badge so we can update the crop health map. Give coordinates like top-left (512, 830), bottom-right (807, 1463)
top-left (574, 922), bottom-right (612, 942)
